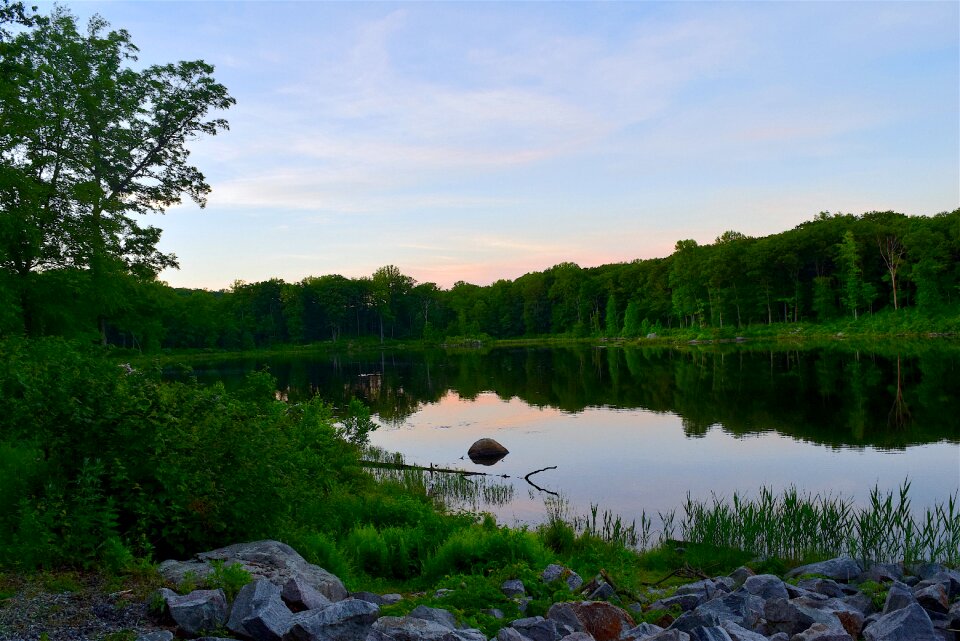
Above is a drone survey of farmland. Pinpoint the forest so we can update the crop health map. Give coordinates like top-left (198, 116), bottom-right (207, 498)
top-left (2, 208), bottom-right (958, 350)
top-left (1, 6), bottom-right (957, 351)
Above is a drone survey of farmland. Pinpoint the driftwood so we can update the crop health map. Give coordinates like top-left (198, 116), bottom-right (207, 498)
top-left (524, 465), bottom-right (559, 496)
top-left (360, 460), bottom-right (505, 477)
top-left (361, 460), bottom-right (561, 492)
top-left (645, 563), bottom-right (711, 587)
top-left (599, 568), bottom-right (644, 603)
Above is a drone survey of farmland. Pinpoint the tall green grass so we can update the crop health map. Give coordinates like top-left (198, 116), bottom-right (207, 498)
top-left (679, 481), bottom-right (960, 565)
top-left (362, 446), bottom-right (515, 512)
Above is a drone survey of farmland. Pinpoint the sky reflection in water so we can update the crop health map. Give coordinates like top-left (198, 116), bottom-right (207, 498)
top-left (369, 390), bottom-right (960, 526)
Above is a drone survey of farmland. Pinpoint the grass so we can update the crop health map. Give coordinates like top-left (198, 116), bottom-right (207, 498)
top-left (362, 446), bottom-right (516, 513)
top-left (677, 480), bottom-right (960, 566)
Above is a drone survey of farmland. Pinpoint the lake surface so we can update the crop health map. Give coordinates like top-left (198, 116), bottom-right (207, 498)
top-left (176, 343), bottom-right (960, 527)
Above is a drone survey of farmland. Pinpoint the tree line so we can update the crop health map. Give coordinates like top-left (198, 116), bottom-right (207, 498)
top-left (2, 208), bottom-right (957, 350)
top-left (1, 7), bottom-right (957, 350)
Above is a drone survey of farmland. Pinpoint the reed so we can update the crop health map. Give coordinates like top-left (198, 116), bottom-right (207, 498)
top-left (362, 446), bottom-right (515, 511)
top-left (678, 480), bottom-right (959, 565)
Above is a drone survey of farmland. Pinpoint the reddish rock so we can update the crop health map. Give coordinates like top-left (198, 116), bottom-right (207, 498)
top-left (547, 601), bottom-right (635, 641)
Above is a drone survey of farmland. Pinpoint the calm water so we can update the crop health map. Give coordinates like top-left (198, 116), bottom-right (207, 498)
top-left (176, 344), bottom-right (960, 525)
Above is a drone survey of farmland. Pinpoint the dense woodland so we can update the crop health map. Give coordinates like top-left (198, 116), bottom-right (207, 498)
top-left (1, 8), bottom-right (957, 350)
top-left (2, 209), bottom-right (958, 349)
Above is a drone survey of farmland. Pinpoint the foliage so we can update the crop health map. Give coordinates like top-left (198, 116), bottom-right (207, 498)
top-left (0, 6), bottom-right (233, 338)
top-left (207, 560), bottom-right (253, 600)
top-left (4, 210), bottom-right (959, 350)
top-left (679, 481), bottom-right (960, 565)
top-left (0, 337), bottom-right (363, 567)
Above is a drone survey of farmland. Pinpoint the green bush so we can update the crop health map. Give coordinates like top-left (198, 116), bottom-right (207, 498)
top-left (0, 338), bottom-right (364, 568)
top-left (421, 522), bottom-right (550, 581)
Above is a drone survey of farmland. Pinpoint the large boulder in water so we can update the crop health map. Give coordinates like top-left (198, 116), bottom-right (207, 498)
top-left (467, 438), bottom-right (509, 464)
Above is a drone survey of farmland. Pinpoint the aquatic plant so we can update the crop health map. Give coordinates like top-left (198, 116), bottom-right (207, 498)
top-left (678, 480), bottom-right (959, 565)
top-left (362, 446), bottom-right (515, 512)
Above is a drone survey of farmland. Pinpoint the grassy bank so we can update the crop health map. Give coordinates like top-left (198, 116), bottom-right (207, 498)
top-left (2, 337), bottom-right (958, 638)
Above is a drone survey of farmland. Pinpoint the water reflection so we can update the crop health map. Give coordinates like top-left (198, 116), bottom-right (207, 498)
top-left (180, 344), bottom-right (960, 449)
top-left (176, 344), bottom-right (960, 525)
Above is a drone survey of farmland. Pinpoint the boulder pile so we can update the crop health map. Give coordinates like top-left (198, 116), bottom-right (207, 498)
top-left (144, 542), bottom-right (960, 641)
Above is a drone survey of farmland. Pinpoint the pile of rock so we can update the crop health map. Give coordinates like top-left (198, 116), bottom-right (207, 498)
top-left (627, 556), bottom-right (959, 641)
top-left (144, 542), bottom-right (960, 641)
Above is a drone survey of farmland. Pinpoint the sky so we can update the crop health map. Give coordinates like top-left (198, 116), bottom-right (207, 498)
top-left (48, 1), bottom-right (960, 291)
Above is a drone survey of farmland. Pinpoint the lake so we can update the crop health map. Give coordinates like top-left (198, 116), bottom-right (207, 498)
top-left (176, 342), bottom-right (960, 528)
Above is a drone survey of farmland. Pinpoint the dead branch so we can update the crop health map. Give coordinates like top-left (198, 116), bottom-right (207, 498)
top-left (524, 465), bottom-right (559, 496)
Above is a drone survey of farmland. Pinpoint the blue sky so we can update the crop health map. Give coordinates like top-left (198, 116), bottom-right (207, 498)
top-left (53, 1), bottom-right (959, 290)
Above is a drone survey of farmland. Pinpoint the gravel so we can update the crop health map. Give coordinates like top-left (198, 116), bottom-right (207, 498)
top-left (0, 574), bottom-right (173, 641)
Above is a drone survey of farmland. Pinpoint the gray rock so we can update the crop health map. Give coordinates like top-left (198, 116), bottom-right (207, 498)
top-left (382, 593), bottom-right (403, 605)
top-left (136, 632), bottom-right (174, 641)
top-left (676, 580), bottom-right (719, 599)
top-left (768, 634), bottom-right (789, 641)
top-left (863, 602), bottom-right (940, 641)
top-left (729, 568), bottom-right (754, 587)
top-left (686, 627), bottom-right (732, 641)
top-left (434, 588), bottom-right (455, 599)
top-left (159, 540), bottom-right (348, 602)
top-left (409, 605), bottom-right (459, 630)
top-left (645, 632), bottom-right (690, 641)
top-left (651, 594), bottom-right (704, 613)
top-left (622, 622), bottom-right (665, 640)
top-left (914, 583), bottom-right (949, 614)
top-left (908, 563), bottom-right (947, 581)
top-left (676, 592), bottom-right (764, 632)
top-left (498, 629), bottom-right (533, 641)
top-left (231, 578), bottom-right (293, 641)
top-left (718, 620), bottom-right (768, 641)
top-left (784, 584), bottom-right (828, 601)
top-left (518, 597), bottom-right (532, 614)
top-left (368, 616), bottom-right (483, 641)
top-left (566, 573), bottom-right (584, 593)
top-left (841, 592), bottom-right (874, 616)
top-left (859, 563), bottom-right (904, 584)
top-left (712, 577), bottom-right (735, 593)
top-left (948, 601), bottom-right (960, 629)
top-left (167, 588), bottom-right (228, 637)
top-left (789, 623), bottom-right (853, 641)
top-left (763, 598), bottom-right (817, 636)
top-left (586, 582), bottom-right (616, 601)
top-left (542, 564), bottom-right (566, 584)
top-left (150, 587), bottom-right (179, 618)
top-left (484, 608), bottom-right (505, 619)
top-left (797, 579), bottom-right (846, 599)
top-left (285, 576), bottom-right (333, 611)
top-left (929, 569), bottom-right (960, 599)
top-left (791, 596), bottom-right (864, 639)
top-left (882, 582), bottom-right (917, 614)
top-left (558, 634), bottom-right (595, 641)
top-left (286, 598), bottom-right (379, 641)
top-left (352, 591), bottom-right (389, 606)
top-left (743, 574), bottom-right (789, 601)
top-left (786, 556), bottom-right (862, 583)
top-left (511, 616), bottom-right (559, 641)
top-left (229, 578), bottom-right (281, 636)
top-left (502, 579), bottom-right (527, 598)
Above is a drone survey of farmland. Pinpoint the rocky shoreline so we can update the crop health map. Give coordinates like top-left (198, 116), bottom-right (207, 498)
top-left (2, 540), bottom-right (957, 641)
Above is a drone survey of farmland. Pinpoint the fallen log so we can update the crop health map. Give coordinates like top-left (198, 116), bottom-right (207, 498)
top-left (359, 460), bottom-right (507, 477)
